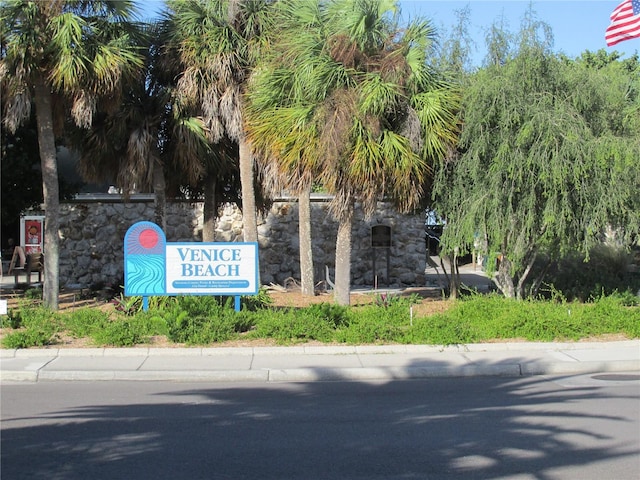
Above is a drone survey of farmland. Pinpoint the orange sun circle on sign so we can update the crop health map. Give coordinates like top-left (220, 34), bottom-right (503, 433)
top-left (139, 229), bottom-right (159, 249)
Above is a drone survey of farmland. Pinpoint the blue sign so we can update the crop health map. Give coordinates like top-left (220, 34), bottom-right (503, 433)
top-left (124, 221), bottom-right (259, 310)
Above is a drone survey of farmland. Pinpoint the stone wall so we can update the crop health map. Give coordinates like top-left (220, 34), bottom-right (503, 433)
top-left (58, 195), bottom-right (426, 290)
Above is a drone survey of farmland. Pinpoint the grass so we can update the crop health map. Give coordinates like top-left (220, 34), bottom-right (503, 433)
top-left (1, 291), bottom-right (638, 349)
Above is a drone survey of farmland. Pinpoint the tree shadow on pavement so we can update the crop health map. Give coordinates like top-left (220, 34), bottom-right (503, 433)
top-left (2, 362), bottom-right (639, 479)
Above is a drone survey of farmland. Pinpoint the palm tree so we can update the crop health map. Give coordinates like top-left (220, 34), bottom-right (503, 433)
top-left (165, 0), bottom-right (274, 245)
top-left (1, 0), bottom-right (144, 309)
top-left (73, 19), bottom-right (220, 234)
top-left (248, 0), bottom-right (460, 305)
top-left (247, 0), bottom-right (329, 297)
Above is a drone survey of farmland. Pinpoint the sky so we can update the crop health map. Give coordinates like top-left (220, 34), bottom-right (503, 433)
top-left (140, 0), bottom-right (638, 64)
top-left (402, 0), bottom-right (638, 65)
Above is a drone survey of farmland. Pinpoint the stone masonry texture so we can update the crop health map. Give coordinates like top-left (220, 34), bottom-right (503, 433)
top-left (58, 197), bottom-right (426, 290)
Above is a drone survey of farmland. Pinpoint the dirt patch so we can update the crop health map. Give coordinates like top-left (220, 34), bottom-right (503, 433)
top-left (264, 285), bottom-right (451, 317)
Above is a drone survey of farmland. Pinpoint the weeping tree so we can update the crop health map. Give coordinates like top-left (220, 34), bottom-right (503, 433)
top-left (0, 0), bottom-right (144, 309)
top-left (434, 14), bottom-right (640, 299)
top-left (429, 4), bottom-right (474, 298)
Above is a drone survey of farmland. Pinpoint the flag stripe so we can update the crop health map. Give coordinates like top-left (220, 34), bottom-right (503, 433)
top-left (605, 0), bottom-right (640, 46)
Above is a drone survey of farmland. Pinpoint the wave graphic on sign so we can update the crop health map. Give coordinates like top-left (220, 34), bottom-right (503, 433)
top-left (126, 255), bottom-right (165, 295)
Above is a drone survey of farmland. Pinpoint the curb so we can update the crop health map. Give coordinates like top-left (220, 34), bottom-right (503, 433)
top-left (2, 340), bottom-right (639, 358)
top-left (2, 360), bottom-right (638, 383)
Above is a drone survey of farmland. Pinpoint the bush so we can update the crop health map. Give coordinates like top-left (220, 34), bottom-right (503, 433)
top-left (1, 308), bottom-right (23, 329)
top-left (253, 307), bottom-right (336, 343)
top-left (62, 308), bottom-right (110, 338)
top-left (2, 329), bottom-right (54, 349)
top-left (91, 312), bottom-right (168, 346)
top-left (241, 287), bottom-right (274, 311)
top-left (337, 301), bottom-right (409, 344)
top-left (2, 289), bottom-right (637, 348)
top-left (540, 245), bottom-right (640, 301)
top-left (161, 296), bottom-right (254, 344)
top-left (405, 293), bottom-right (639, 345)
top-left (1, 306), bottom-right (61, 348)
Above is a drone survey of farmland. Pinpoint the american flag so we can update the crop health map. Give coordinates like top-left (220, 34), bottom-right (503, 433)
top-left (606, 0), bottom-right (640, 46)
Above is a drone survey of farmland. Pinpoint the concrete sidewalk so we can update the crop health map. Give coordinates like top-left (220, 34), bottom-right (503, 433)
top-left (1, 340), bottom-right (638, 383)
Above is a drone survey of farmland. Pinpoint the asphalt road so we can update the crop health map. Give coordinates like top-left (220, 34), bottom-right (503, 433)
top-left (2, 374), bottom-right (639, 480)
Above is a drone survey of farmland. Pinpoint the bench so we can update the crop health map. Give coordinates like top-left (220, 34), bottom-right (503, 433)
top-left (8, 247), bottom-right (44, 285)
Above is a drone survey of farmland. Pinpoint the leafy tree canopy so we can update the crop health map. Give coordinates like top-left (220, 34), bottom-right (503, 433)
top-left (434, 16), bottom-right (640, 299)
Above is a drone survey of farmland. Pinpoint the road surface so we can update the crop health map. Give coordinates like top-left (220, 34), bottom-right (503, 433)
top-left (2, 374), bottom-right (639, 479)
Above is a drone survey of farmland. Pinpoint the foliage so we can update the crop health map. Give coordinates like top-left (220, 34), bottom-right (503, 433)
top-left (165, 0), bottom-right (276, 244)
top-left (246, 0), bottom-right (460, 305)
top-left (161, 296), bottom-right (253, 345)
top-left (111, 294), bottom-right (145, 316)
top-left (1, 307), bottom-right (61, 348)
top-left (433, 14), bottom-right (640, 299)
top-left (1, 114), bottom-right (82, 241)
top-left (111, 294), bottom-right (177, 316)
top-left (2, 292), bottom-right (638, 349)
top-left (435, 4), bottom-right (476, 76)
top-left (1, 308), bottom-right (22, 329)
top-left (0, 0), bottom-right (145, 309)
top-left (23, 287), bottom-right (43, 301)
top-left (374, 292), bottom-right (421, 308)
top-left (406, 294), bottom-right (640, 344)
top-left (241, 287), bottom-right (274, 311)
top-left (61, 308), bottom-right (110, 339)
top-left (252, 302), bottom-right (351, 343)
top-left (90, 312), bottom-right (168, 347)
top-left (538, 245), bottom-right (640, 302)
top-left (253, 308), bottom-right (337, 344)
top-left (336, 303), bottom-right (408, 344)
top-left (61, 306), bottom-right (167, 347)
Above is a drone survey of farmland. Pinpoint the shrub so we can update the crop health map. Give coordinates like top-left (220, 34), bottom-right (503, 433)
top-left (303, 303), bottom-right (349, 328)
top-left (337, 302), bottom-right (409, 344)
top-left (405, 314), bottom-right (475, 346)
top-left (405, 294), bottom-right (640, 345)
top-left (24, 287), bottom-right (43, 301)
top-left (2, 329), bottom-right (55, 349)
top-left (252, 307), bottom-right (336, 343)
top-left (3, 288), bottom-right (637, 348)
top-left (540, 245), bottom-right (640, 301)
top-left (1, 308), bottom-right (23, 329)
top-left (1, 306), bottom-right (61, 348)
top-left (161, 296), bottom-right (254, 344)
top-left (241, 287), bottom-right (274, 311)
top-left (91, 312), bottom-right (167, 346)
top-left (62, 308), bottom-right (110, 338)
top-left (111, 294), bottom-right (144, 316)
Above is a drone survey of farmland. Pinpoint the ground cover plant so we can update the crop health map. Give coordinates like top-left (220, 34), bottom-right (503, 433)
top-left (1, 290), bottom-right (637, 349)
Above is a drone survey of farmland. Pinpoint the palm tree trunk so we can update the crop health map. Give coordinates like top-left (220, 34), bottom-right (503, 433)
top-left (33, 74), bottom-right (60, 310)
top-left (203, 173), bottom-right (217, 242)
top-left (238, 138), bottom-right (258, 243)
top-left (153, 157), bottom-right (166, 232)
top-left (298, 186), bottom-right (314, 296)
top-left (334, 206), bottom-right (353, 305)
